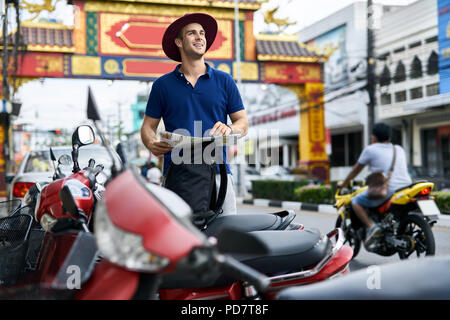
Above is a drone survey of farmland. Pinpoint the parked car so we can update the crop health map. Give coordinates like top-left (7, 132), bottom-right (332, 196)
top-left (230, 165), bottom-right (303, 194)
top-left (243, 166), bottom-right (264, 193)
top-left (260, 165), bottom-right (300, 181)
top-left (8, 145), bottom-right (122, 202)
top-left (229, 164), bottom-right (263, 193)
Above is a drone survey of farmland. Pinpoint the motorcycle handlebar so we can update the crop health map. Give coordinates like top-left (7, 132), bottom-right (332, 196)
top-left (83, 163), bottom-right (105, 189)
top-left (88, 158), bottom-right (95, 168)
top-left (214, 253), bottom-right (270, 292)
top-left (93, 164), bottom-right (104, 176)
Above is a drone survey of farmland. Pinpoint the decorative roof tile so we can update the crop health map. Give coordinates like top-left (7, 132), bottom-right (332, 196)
top-left (21, 27), bottom-right (74, 47)
top-left (255, 33), bottom-right (325, 63)
top-left (1, 22), bottom-right (74, 52)
top-left (256, 40), bottom-right (323, 62)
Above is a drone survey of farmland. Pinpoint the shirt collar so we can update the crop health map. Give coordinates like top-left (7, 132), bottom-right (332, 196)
top-left (174, 63), bottom-right (213, 79)
top-left (205, 63), bottom-right (213, 78)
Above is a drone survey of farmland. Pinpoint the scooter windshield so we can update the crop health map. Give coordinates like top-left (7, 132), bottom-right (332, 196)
top-left (144, 182), bottom-right (191, 219)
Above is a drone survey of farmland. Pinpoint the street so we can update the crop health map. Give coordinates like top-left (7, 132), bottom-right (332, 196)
top-left (238, 203), bottom-right (450, 272)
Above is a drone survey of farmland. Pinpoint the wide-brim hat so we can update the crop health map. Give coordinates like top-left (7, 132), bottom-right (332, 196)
top-left (162, 13), bottom-right (218, 62)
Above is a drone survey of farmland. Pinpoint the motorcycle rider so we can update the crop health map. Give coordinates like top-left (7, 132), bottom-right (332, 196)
top-left (337, 123), bottom-right (412, 250)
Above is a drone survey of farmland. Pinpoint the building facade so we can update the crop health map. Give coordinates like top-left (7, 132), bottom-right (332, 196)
top-left (375, 0), bottom-right (449, 179)
top-left (296, 2), bottom-right (388, 180)
top-left (244, 2), bottom-right (404, 180)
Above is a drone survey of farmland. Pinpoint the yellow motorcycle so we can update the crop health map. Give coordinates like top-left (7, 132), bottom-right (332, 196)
top-left (335, 181), bottom-right (439, 259)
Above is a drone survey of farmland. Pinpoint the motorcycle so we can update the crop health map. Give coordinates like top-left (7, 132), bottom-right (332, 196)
top-left (334, 181), bottom-right (439, 259)
top-left (0, 124), bottom-right (106, 294)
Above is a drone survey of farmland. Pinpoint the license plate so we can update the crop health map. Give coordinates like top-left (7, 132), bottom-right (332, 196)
top-left (417, 200), bottom-right (441, 216)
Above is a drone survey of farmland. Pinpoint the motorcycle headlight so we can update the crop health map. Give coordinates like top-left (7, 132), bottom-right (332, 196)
top-left (24, 182), bottom-right (42, 205)
top-left (94, 200), bottom-right (170, 272)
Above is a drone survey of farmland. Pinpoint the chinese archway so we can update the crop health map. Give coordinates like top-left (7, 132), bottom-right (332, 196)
top-left (3, 0), bottom-right (330, 182)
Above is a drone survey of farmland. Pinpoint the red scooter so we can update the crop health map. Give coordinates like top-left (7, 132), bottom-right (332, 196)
top-left (0, 124), bottom-right (105, 297)
top-left (76, 169), bottom-right (351, 300)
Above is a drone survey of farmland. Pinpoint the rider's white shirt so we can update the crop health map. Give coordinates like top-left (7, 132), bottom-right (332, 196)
top-left (358, 142), bottom-right (412, 193)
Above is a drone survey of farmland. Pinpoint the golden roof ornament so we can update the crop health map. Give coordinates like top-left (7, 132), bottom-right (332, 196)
top-left (263, 5), bottom-right (296, 33)
top-left (298, 42), bottom-right (339, 59)
top-left (20, 0), bottom-right (59, 22)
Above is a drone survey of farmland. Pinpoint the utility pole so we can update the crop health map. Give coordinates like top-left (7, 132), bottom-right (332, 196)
top-left (366, 0), bottom-right (376, 144)
top-left (0, 0), bottom-right (9, 200)
top-left (2, 0), bottom-right (9, 105)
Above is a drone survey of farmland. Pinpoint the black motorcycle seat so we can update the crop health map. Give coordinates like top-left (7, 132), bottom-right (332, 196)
top-left (238, 229), bottom-right (332, 275)
top-left (159, 228), bottom-right (331, 289)
top-left (203, 213), bottom-right (281, 237)
top-left (277, 255), bottom-right (450, 300)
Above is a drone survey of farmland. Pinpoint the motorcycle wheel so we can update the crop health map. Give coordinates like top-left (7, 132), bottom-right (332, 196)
top-left (397, 214), bottom-right (436, 260)
top-left (335, 215), bottom-right (361, 259)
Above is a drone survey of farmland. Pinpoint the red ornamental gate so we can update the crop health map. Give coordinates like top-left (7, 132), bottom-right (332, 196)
top-left (1, 0), bottom-right (330, 187)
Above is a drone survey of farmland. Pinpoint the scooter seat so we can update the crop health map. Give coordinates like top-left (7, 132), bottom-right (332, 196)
top-left (203, 210), bottom-right (295, 237)
top-left (159, 228), bottom-right (331, 290)
top-left (238, 228), bottom-right (332, 275)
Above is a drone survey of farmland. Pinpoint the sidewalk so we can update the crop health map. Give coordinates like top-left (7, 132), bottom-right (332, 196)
top-left (237, 197), bottom-right (450, 229)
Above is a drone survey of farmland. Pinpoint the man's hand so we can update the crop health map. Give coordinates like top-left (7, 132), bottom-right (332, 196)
top-left (149, 140), bottom-right (173, 157)
top-left (337, 163), bottom-right (365, 190)
top-left (141, 116), bottom-right (173, 157)
top-left (210, 121), bottom-right (232, 136)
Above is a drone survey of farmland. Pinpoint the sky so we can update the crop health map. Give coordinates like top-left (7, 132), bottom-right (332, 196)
top-left (13, 0), bottom-right (419, 132)
top-left (253, 0), bottom-right (418, 34)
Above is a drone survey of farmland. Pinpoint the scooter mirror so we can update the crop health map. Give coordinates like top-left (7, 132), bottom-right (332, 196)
top-left (216, 228), bottom-right (269, 255)
top-left (58, 154), bottom-right (72, 166)
top-left (73, 125), bottom-right (95, 147)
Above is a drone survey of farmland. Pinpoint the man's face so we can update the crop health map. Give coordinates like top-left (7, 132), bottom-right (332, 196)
top-left (176, 23), bottom-right (207, 59)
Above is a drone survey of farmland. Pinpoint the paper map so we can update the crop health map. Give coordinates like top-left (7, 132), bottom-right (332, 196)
top-left (159, 130), bottom-right (240, 149)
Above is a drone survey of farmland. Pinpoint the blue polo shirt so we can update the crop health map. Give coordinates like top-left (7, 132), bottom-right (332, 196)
top-left (145, 63), bottom-right (244, 174)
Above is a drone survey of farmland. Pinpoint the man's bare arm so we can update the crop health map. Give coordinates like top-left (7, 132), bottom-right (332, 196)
top-left (141, 115), bottom-right (172, 157)
top-left (339, 163), bottom-right (365, 187)
top-left (229, 109), bottom-right (248, 137)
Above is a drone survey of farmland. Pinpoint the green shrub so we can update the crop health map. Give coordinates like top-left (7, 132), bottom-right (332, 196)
top-left (431, 191), bottom-right (450, 215)
top-left (294, 184), bottom-right (334, 205)
top-left (251, 180), bottom-right (310, 201)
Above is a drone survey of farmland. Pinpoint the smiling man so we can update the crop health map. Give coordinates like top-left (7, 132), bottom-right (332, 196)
top-left (141, 13), bottom-right (248, 216)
